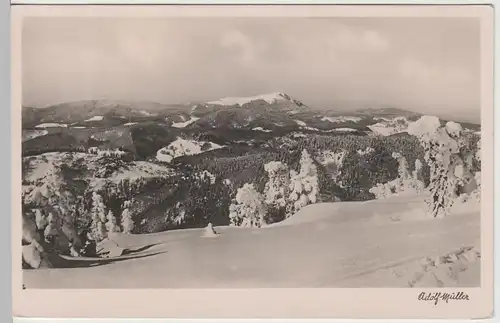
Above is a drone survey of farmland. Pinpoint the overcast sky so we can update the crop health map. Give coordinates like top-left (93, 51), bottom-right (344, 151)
top-left (22, 17), bottom-right (480, 122)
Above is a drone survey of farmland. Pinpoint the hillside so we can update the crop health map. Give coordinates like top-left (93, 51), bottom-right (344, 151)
top-left (22, 100), bottom-right (192, 129)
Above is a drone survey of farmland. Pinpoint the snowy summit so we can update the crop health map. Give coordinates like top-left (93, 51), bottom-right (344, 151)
top-left (206, 92), bottom-right (294, 106)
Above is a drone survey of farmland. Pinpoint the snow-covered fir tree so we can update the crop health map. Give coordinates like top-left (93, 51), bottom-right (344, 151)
top-left (121, 200), bottom-right (134, 233)
top-left (394, 152), bottom-right (424, 194)
top-left (90, 192), bottom-right (107, 241)
top-left (413, 159), bottom-right (423, 181)
top-left (203, 222), bottom-right (218, 237)
top-left (390, 152), bottom-right (409, 193)
top-left (471, 137), bottom-right (481, 202)
top-left (229, 183), bottom-right (267, 228)
top-left (288, 149), bottom-right (319, 215)
top-left (369, 182), bottom-right (393, 199)
top-left (393, 152), bottom-right (411, 181)
top-left (410, 159), bottom-right (426, 194)
top-left (105, 210), bottom-right (120, 233)
top-left (263, 161), bottom-right (290, 211)
top-left (43, 212), bottom-right (59, 239)
top-left (448, 155), bottom-right (467, 198)
top-left (34, 209), bottom-right (47, 231)
top-left (471, 171), bottom-right (481, 202)
top-left (475, 137), bottom-right (481, 164)
top-left (368, 152), bottom-right (417, 200)
top-left (408, 117), bottom-right (464, 218)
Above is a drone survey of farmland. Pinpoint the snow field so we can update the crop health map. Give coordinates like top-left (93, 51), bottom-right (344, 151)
top-left (23, 194), bottom-right (480, 288)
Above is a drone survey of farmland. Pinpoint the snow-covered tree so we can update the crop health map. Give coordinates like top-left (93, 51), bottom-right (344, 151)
top-left (90, 192), bottom-right (107, 241)
top-left (229, 183), bottom-right (267, 228)
top-left (475, 137), bottom-right (481, 163)
top-left (448, 154), bottom-right (468, 197)
top-left (408, 117), bottom-right (463, 218)
top-left (413, 159), bottom-right (423, 181)
top-left (203, 222), bottom-right (218, 237)
top-left (69, 243), bottom-right (80, 257)
top-left (167, 203), bottom-right (187, 226)
top-left (264, 161), bottom-right (290, 208)
top-left (43, 212), bottom-right (59, 239)
top-left (121, 201), bottom-right (134, 233)
top-left (471, 171), bottom-right (481, 202)
top-left (392, 152), bottom-right (411, 181)
top-left (369, 182), bottom-right (393, 199)
top-left (105, 210), bottom-right (120, 233)
top-left (446, 120), bottom-right (462, 139)
top-left (397, 152), bottom-right (425, 194)
top-left (288, 149), bottom-right (319, 215)
top-left (34, 209), bottom-right (48, 231)
top-left (263, 161), bottom-right (292, 223)
top-left (470, 137), bottom-right (481, 202)
top-left (389, 152), bottom-right (409, 193)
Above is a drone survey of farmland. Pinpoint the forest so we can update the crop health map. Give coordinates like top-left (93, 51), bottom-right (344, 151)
top-left (21, 116), bottom-right (481, 260)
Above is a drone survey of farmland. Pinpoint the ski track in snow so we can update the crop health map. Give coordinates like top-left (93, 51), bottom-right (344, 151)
top-left (23, 195), bottom-right (480, 288)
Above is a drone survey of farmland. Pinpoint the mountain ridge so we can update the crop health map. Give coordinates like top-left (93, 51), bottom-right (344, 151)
top-left (22, 93), bottom-right (481, 131)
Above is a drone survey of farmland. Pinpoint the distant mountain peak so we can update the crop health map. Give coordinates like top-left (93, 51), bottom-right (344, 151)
top-left (206, 92), bottom-right (302, 107)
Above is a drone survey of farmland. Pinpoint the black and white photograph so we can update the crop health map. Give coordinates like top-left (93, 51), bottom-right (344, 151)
top-left (18, 6), bottom-right (490, 293)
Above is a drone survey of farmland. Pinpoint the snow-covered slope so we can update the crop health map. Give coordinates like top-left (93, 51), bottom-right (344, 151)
top-left (35, 123), bottom-right (68, 128)
top-left (84, 116), bottom-right (104, 122)
top-left (22, 129), bottom-right (48, 142)
top-left (156, 137), bottom-right (224, 163)
top-left (171, 116), bottom-right (199, 128)
top-left (90, 161), bottom-right (175, 190)
top-left (368, 116), bottom-right (410, 136)
top-left (23, 195), bottom-right (479, 288)
top-left (328, 128), bottom-right (358, 132)
top-left (321, 116), bottom-right (363, 123)
top-left (252, 127), bottom-right (272, 133)
top-left (22, 100), bottom-right (185, 127)
top-left (366, 115), bottom-right (480, 137)
top-left (294, 119), bottom-right (307, 127)
top-left (22, 152), bottom-right (175, 201)
top-left (207, 92), bottom-right (294, 106)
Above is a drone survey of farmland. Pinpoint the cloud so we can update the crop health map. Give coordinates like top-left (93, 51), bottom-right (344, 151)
top-left (219, 29), bottom-right (259, 64)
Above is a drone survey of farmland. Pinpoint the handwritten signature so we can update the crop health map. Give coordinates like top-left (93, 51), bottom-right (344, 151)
top-left (418, 292), bottom-right (470, 305)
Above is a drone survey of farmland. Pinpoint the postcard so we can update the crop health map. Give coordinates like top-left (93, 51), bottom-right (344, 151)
top-left (12, 4), bottom-right (494, 319)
